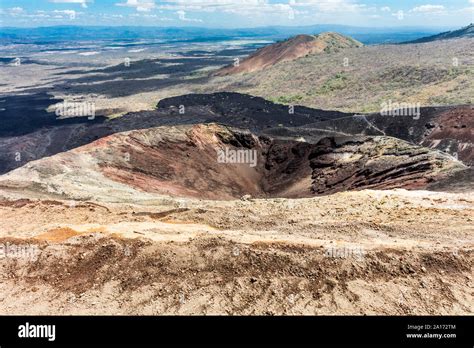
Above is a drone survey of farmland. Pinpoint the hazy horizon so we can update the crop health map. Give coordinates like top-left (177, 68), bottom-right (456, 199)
top-left (0, 23), bottom-right (464, 30)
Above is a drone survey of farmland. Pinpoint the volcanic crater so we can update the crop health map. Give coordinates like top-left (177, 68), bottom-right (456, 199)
top-left (86, 123), bottom-right (463, 200)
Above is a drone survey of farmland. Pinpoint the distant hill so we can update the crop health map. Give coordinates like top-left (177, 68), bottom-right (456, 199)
top-left (404, 23), bottom-right (474, 43)
top-left (206, 37), bottom-right (474, 114)
top-left (214, 32), bottom-right (363, 76)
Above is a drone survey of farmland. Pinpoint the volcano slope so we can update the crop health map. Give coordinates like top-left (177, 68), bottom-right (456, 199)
top-left (205, 37), bottom-right (474, 112)
top-left (0, 123), bottom-right (465, 201)
top-left (0, 92), bottom-right (349, 175)
top-left (157, 94), bottom-right (474, 167)
top-left (0, 119), bottom-right (472, 315)
top-left (0, 92), bottom-right (471, 175)
top-left (286, 105), bottom-right (474, 166)
top-left (214, 32), bottom-right (363, 76)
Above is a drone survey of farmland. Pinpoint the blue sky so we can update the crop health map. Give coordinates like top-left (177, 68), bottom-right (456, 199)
top-left (1, 0), bottom-right (473, 28)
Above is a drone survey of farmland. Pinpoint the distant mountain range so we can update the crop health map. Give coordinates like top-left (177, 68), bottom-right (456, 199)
top-left (0, 24), bottom-right (457, 45)
top-left (404, 23), bottom-right (474, 43)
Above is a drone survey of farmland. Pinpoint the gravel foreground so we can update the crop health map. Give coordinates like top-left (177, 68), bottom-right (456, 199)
top-left (0, 189), bottom-right (472, 315)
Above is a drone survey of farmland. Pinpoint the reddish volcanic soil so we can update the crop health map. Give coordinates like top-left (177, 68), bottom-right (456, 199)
top-left (422, 106), bottom-right (474, 165)
top-left (90, 124), bottom-right (464, 200)
top-left (215, 33), bottom-right (363, 76)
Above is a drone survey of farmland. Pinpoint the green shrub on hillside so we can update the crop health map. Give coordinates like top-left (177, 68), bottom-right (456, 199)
top-left (271, 94), bottom-right (304, 104)
top-left (317, 72), bottom-right (349, 94)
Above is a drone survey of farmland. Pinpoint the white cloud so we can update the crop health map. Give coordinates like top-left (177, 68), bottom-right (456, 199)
top-left (287, 0), bottom-right (367, 13)
top-left (411, 4), bottom-right (446, 13)
top-left (390, 9), bottom-right (404, 20)
top-left (5, 7), bottom-right (24, 16)
top-left (10, 7), bottom-right (24, 14)
top-left (116, 0), bottom-right (156, 12)
top-left (49, 0), bottom-right (92, 8)
top-left (380, 6), bottom-right (390, 12)
top-left (53, 9), bottom-right (77, 19)
top-left (153, 0), bottom-right (365, 17)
